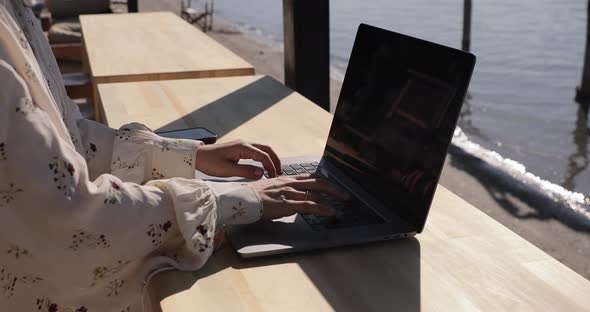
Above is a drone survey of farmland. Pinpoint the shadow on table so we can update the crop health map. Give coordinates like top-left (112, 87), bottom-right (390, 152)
top-left (154, 237), bottom-right (421, 312)
top-left (293, 238), bottom-right (422, 312)
top-left (155, 75), bottom-right (293, 136)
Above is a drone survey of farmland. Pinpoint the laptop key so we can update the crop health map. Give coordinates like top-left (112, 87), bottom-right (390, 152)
top-left (295, 168), bottom-right (307, 174)
top-left (284, 169), bottom-right (297, 175)
top-left (306, 214), bottom-right (321, 225)
top-left (290, 164), bottom-right (303, 170)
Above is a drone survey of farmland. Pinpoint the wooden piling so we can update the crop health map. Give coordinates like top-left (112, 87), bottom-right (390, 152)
top-left (283, 0), bottom-right (330, 111)
top-left (576, 0), bottom-right (590, 104)
top-left (462, 0), bottom-right (472, 52)
top-left (127, 0), bottom-right (138, 12)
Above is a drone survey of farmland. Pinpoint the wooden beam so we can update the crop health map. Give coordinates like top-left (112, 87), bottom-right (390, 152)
top-left (65, 83), bottom-right (93, 100)
top-left (51, 43), bottom-right (82, 62)
top-left (283, 0), bottom-right (330, 111)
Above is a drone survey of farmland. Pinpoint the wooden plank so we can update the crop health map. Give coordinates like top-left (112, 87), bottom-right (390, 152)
top-left (51, 43), bottom-right (82, 62)
top-left (96, 75), bottom-right (590, 312)
top-left (97, 75), bottom-right (330, 156)
top-left (80, 12), bottom-right (254, 80)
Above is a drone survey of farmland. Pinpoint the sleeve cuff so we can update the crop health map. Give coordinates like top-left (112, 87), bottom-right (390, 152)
top-left (110, 123), bottom-right (202, 184)
top-left (206, 181), bottom-right (263, 225)
top-left (151, 136), bottom-right (202, 180)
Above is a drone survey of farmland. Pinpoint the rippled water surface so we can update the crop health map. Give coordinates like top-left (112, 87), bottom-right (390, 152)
top-left (210, 0), bottom-right (590, 194)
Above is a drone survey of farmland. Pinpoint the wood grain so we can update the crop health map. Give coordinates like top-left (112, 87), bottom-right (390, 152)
top-left (98, 75), bottom-right (330, 156)
top-left (80, 12), bottom-right (254, 79)
top-left (80, 12), bottom-right (255, 121)
top-left (97, 76), bottom-right (590, 311)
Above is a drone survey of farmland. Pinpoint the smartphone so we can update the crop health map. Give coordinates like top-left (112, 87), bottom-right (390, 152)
top-left (156, 127), bottom-right (218, 144)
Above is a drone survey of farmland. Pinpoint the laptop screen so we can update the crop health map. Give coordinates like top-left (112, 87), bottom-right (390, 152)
top-left (323, 24), bottom-right (475, 232)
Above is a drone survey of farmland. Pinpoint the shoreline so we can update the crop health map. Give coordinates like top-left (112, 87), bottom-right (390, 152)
top-left (137, 2), bottom-right (590, 279)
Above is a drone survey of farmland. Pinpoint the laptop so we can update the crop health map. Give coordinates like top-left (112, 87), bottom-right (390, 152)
top-left (216, 24), bottom-right (476, 257)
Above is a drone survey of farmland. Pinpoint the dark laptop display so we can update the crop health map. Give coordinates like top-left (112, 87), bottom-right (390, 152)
top-left (324, 24), bottom-right (476, 232)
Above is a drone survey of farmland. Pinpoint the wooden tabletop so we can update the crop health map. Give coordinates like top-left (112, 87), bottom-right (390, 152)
top-left (97, 76), bottom-right (590, 311)
top-left (80, 12), bottom-right (254, 83)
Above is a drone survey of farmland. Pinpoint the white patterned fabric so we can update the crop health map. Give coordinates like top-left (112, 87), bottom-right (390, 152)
top-left (0, 1), bottom-right (262, 311)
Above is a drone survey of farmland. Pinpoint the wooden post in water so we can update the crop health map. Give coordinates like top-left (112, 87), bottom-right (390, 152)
top-left (462, 0), bottom-right (472, 52)
top-left (127, 0), bottom-right (138, 13)
top-left (283, 0), bottom-right (330, 111)
top-left (576, 0), bottom-right (590, 104)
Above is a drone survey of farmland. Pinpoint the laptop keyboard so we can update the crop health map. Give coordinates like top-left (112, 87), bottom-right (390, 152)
top-left (264, 162), bottom-right (383, 231)
top-left (302, 195), bottom-right (384, 231)
top-left (263, 162), bottom-right (319, 178)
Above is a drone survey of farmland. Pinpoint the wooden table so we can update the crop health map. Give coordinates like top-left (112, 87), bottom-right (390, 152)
top-left (97, 76), bottom-right (590, 311)
top-left (80, 12), bottom-right (255, 121)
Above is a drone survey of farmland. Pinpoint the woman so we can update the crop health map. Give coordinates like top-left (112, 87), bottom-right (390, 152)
top-left (0, 1), bottom-right (342, 310)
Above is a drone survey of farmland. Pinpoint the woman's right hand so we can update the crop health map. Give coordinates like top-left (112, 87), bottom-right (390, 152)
top-left (251, 174), bottom-right (350, 220)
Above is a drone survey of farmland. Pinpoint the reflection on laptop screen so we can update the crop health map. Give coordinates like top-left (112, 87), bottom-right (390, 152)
top-left (323, 24), bottom-right (475, 232)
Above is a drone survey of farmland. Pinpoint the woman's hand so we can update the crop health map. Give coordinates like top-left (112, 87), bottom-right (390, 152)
top-left (196, 140), bottom-right (282, 179)
top-left (251, 174), bottom-right (350, 220)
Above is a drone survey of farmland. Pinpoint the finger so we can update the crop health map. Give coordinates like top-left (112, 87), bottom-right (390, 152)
top-left (279, 189), bottom-right (322, 202)
top-left (252, 143), bottom-right (282, 175)
top-left (214, 229), bottom-right (225, 252)
top-left (238, 144), bottom-right (278, 177)
top-left (285, 200), bottom-right (337, 216)
top-left (288, 179), bottom-right (350, 199)
top-left (292, 173), bottom-right (315, 180)
top-left (228, 164), bottom-right (265, 179)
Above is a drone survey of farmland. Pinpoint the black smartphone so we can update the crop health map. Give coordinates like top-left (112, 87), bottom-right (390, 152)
top-left (156, 127), bottom-right (218, 144)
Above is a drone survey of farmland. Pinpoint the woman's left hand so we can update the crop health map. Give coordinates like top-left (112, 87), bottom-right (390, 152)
top-left (195, 140), bottom-right (282, 179)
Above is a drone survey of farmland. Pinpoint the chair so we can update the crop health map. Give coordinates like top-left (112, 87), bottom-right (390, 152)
top-left (181, 0), bottom-right (214, 32)
top-left (40, 0), bottom-right (116, 114)
top-left (43, 0), bottom-right (112, 43)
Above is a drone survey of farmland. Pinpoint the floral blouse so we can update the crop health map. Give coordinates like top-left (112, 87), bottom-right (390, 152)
top-left (0, 1), bottom-right (263, 311)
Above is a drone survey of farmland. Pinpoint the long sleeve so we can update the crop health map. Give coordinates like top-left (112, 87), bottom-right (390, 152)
top-left (99, 120), bottom-right (264, 226)
top-left (0, 59), bottom-right (217, 310)
top-left (75, 113), bottom-right (202, 182)
top-left (0, 2), bottom-right (265, 310)
top-left (0, 0), bottom-right (264, 229)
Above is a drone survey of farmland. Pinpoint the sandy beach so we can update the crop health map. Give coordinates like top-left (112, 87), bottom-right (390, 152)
top-left (138, 1), bottom-right (590, 279)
